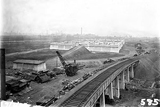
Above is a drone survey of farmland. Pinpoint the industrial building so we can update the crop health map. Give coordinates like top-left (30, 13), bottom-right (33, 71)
top-left (50, 39), bottom-right (125, 53)
top-left (13, 59), bottom-right (46, 72)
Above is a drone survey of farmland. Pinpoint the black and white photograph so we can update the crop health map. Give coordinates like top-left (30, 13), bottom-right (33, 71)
top-left (0, 0), bottom-right (160, 106)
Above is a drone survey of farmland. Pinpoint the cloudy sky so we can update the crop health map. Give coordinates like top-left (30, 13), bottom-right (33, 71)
top-left (2, 0), bottom-right (160, 36)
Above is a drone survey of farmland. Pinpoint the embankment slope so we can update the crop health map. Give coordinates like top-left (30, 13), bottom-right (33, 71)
top-left (135, 53), bottom-right (160, 80)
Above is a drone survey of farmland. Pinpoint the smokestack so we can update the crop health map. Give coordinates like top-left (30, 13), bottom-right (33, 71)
top-left (1, 49), bottom-right (6, 100)
top-left (81, 27), bottom-right (82, 36)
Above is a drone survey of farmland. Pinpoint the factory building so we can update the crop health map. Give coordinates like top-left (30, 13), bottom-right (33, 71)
top-left (13, 59), bottom-right (46, 72)
top-left (50, 39), bottom-right (125, 53)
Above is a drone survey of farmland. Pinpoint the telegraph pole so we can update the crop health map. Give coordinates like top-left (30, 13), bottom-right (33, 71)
top-left (1, 49), bottom-right (6, 100)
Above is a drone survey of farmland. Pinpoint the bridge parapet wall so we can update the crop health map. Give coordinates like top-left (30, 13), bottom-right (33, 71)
top-left (85, 60), bottom-right (139, 107)
top-left (53, 59), bottom-right (139, 107)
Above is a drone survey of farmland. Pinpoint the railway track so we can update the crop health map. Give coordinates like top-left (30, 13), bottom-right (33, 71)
top-left (57, 58), bottom-right (136, 107)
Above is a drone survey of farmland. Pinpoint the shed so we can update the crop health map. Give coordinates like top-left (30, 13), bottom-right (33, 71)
top-left (13, 59), bottom-right (46, 72)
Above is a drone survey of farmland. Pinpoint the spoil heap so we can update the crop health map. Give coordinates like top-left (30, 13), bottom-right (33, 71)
top-left (46, 46), bottom-right (91, 69)
top-left (46, 45), bottom-right (123, 69)
top-left (63, 45), bottom-right (91, 60)
top-left (135, 53), bottom-right (160, 80)
top-left (63, 46), bottom-right (123, 60)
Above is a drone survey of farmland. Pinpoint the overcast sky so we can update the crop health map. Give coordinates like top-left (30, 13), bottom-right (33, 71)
top-left (2, 0), bottom-right (160, 36)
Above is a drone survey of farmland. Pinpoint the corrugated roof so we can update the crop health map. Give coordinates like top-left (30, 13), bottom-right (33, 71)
top-left (13, 59), bottom-right (45, 65)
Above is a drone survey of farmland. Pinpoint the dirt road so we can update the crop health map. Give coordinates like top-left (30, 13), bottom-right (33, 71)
top-left (5, 48), bottom-right (49, 56)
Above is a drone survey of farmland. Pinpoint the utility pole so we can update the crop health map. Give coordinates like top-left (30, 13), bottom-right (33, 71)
top-left (1, 49), bottom-right (6, 100)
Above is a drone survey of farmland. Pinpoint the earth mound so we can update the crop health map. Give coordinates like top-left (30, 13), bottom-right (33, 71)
top-left (64, 46), bottom-right (124, 60)
top-left (46, 45), bottom-right (124, 69)
top-left (135, 53), bottom-right (160, 80)
top-left (46, 46), bottom-right (91, 69)
top-left (63, 45), bottom-right (91, 60)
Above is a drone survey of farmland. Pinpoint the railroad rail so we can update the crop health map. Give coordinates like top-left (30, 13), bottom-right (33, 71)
top-left (54, 58), bottom-right (138, 107)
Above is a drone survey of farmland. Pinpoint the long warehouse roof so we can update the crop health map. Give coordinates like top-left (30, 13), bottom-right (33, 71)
top-left (13, 59), bottom-right (45, 65)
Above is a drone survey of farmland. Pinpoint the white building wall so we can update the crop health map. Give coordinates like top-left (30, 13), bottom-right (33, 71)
top-left (13, 63), bottom-right (46, 72)
top-left (13, 63), bottom-right (34, 70)
top-left (110, 47), bottom-right (120, 53)
top-left (50, 39), bottom-right (125, 53)
top-left (34, 63), bottom-right (46, 72)
top-left (13, 63), bottom-right (18, 69)
top-left (50, 45), bottom-right (58, 49)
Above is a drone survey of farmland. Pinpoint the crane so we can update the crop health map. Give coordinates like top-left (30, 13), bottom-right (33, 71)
top-left (56, 51), bottom-right (78, 76)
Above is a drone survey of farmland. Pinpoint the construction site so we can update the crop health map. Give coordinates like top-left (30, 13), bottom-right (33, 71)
top-left (0, 37), bottom-right (160, 107)
top-left (1, 0), bottom-right (160, 106)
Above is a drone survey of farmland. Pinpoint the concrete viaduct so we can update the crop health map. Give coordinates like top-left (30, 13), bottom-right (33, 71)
top-left (53, 58), bottom-right (139, 107)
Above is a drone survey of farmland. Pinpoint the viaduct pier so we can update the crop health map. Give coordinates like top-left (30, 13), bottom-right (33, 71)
top-left (53, 58), bottom-right (139, 107)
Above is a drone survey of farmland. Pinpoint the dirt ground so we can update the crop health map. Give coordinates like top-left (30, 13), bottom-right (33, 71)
top-left (9, 67), bottom-right (99, 104)
top-left (2, 43), bottom-right (124, 105)
top-left (104, 40), bottom-right (160, 107)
